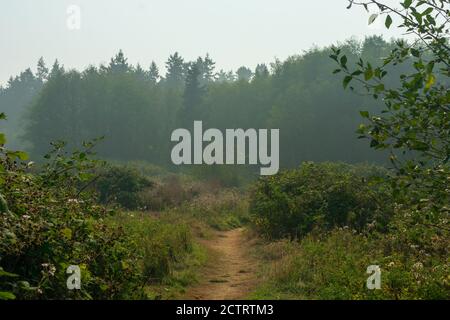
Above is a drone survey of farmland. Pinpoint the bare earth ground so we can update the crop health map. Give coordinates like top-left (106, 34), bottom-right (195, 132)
top-left (183, 228), bottom-right (258, 300)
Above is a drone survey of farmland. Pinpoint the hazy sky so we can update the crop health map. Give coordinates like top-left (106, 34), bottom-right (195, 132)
top-left (1, 0), bottom-right (405, 85)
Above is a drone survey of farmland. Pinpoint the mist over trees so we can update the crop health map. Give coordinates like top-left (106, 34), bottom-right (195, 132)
top-left (0, 36), bottom-right (403, 169)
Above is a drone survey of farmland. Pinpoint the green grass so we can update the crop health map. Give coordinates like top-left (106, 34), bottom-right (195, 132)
top-left (145, 243), bottom-right (208, 299)
top-left (249, 229), bottom-right (449, 300)
top-left (168, 189), bottom-right (250, 231)
top-left (107, 211), bottom-right (208, 299)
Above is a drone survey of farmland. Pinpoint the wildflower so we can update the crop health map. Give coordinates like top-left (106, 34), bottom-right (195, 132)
top-left (413, 262), bottom-right (423, 269)
top-left (49, 265), bottom-right (56, 276)
top-left (41, 263), bottom-right (56, 276)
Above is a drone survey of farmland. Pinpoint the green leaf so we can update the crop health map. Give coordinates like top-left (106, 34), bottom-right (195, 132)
top-left (360, 111), bottom-right (370, 118)
top-left (411, 48), bottom-right (420, 57)
top-left (0, 291), bottom-right (16, 300)
top-left (79, 172), bottom-right (94, 181)
top-left (343, 75), bottom-right (353, 89)
top-left (385, 15), bottom-right (393, 29)
top-left (15, 151), bottom-right (29, 161)
top-left (414, 141), bottom-right (430, 151)
top-left (375, 84), bottom-right (385, 93)
top-left (422, 8), bottom-right (433, 16)
top-left (425, 74), bottom-right (436, 91)
top-left (368, 14), bottom-right (378, 25)
top-left (0, 133), bottom-right (5, 145)
top-left (7, 151), bottom-right (29, 161)
top-left (403, 0), bottom-right (412, 8)
top-left (0, 268), bottom-right (18, 278)
top-left (370, 139), bottom-right (380, 148)
top-left (61, 227), bottom-right (73, 240)
top-left (340, 55), bottom-right (348, 68)
top-left (412, 11), bottom-right (423, 24)
top-left (364, 68), bottom-right (373, 81)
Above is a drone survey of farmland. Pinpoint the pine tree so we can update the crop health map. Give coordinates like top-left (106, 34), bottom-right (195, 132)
top-left (216, 69), bottom-right (228, 83)
top-left (36, 57), bottom-right (49, 82)
top-left (108, 50), bottom-right (129, 73)
top-left (215, 69), bottom-right (235, 83)
top-left (181, 62), bottom-right (204, 126)
top-left (148, 61), bottom-right (160, 84)
top-left (134, 63), bottom-right (148, 81)
top-left (236, 66), bottom-right (253, 82)
top-left (254, 64), bottom-right (269, 79)
top-left (165, 52), bottom-right (185, 89)
top-left (49, 60), bottom-right (64, 78)
top-left (200, 54), bottom-right (216, 83)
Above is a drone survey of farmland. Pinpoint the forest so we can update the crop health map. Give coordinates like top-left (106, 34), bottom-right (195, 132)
top-left (1, 37), bottom-right (398, 169)
top-left (0, 0), bottom-right (448, 300)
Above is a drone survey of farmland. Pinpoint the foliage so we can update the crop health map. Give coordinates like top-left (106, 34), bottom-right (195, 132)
top-left (250, 162), bottom-right (393, 239)
top-left (108, 212), bottom-right (195, 290)
top-left (1, 39), bottom-right (405, 174)
top-left (247, 0), bottom-right (449, 300)
top-left (0, 127), bottom-right (194, 299)
top-left (0, 67), bottom-right (43, 149)
top-left (1, 139), bottom-right (138, 299)
top-left (95, 165), bottom-right (153, 210)
top-left (251, 228), bottom-right (449, 300)
top-left (332, 0), bottom-right (449, 214)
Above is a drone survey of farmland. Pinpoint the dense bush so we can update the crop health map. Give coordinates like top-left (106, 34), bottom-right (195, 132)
top-left (95, 165), bottom-right (153, 210)
top-left (250, 162), bottom-right (393, 239)
top-left (0, 142), bottom-right (145, 299)
top-left (140, 175), bottom-right (195, 211)
top-left (249, 162), bottom-right (448, 299)
top-left (0, 133), bottom-right (194, 299)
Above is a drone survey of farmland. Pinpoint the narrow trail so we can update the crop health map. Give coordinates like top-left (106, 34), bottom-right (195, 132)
top-left (184, 228), bottom-right (258, 300)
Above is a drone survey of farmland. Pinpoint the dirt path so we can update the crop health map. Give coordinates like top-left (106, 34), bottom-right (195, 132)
top-left (184, 228), bottom-right (258, 300)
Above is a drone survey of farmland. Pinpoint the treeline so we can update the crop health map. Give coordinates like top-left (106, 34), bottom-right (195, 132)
top-left (1, 36), bottom-right (406, 168)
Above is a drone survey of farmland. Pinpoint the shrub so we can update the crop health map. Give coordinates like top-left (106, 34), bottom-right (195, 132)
top-left (140, 175), bottom-right (188, 210)
top-left (250, 162), bottom-right (393, 239)
top-left (0, 139), bottom-right (197, 300)
top-left (0, 141), bottom-right (147, 299)
top-left (95, 165), bottom-right (153, 210)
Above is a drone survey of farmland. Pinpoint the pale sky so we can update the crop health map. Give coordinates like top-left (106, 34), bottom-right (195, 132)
top-left (0, 0), bottom-right (405, 85)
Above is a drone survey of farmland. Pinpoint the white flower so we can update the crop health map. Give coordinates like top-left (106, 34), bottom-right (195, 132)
top-left (49, 265), bottom-right (56, 276)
